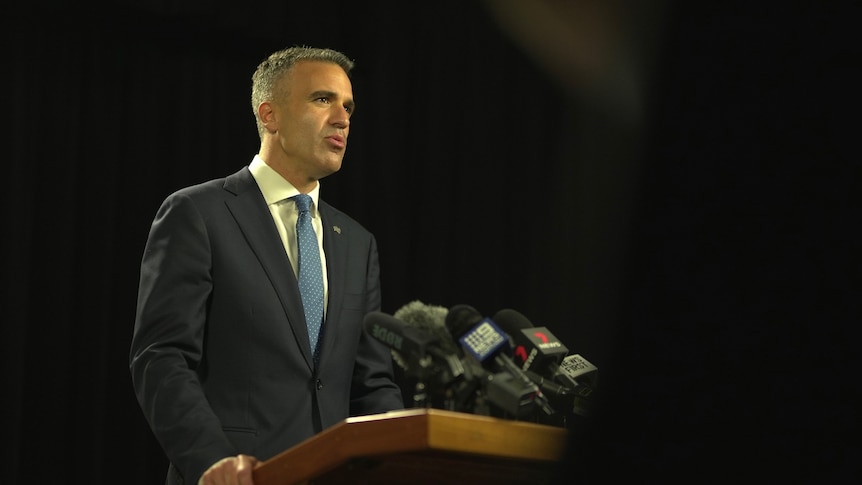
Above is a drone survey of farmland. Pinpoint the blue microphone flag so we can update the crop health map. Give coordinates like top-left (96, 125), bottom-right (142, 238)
top-left (458, 317), bottom-right (509, 362)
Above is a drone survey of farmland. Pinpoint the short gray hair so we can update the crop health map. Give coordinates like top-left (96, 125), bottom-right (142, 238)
top-left (251, 46), bottom-right (354, 139)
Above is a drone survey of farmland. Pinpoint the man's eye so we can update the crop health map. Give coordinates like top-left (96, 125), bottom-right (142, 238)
top-left (317, 97), bottom-right (330, 103)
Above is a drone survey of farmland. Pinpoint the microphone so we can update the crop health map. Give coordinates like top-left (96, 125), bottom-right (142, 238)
top-left (393, 300), bottom-right (482, 410)
top-left (364, 307), bottom-right (476, 410)
top-left (493, 308), bottom-right (598, 388)
top-left (492, 308), bottom-right (568, 377)
top-left (445, 304), bottom-right (554, 418)
top-left (522, 368), bottom-right (593, 418)
top-left (364, 310), bottom-right (457, 381)
top-left (393, 300), bottom-right (461, 357)
top-left (559, 353), bottom-right (599, 390)
top-left (492, 308), bottom-right (598, 417)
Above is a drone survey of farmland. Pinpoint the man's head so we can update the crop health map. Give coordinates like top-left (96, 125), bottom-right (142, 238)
top-left (251, 46), bottom-right (354, 138)
top-left (252, 46), bottom-right (356, 191)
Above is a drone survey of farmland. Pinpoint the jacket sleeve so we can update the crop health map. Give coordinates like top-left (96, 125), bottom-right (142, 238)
top-left (349, 234), bottom-right (405, 415)
top-left (129, 191), bottom-right (235, 484)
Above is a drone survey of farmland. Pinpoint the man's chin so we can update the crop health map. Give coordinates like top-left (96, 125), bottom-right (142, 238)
top-left (317, 162), bottom-right (343, 179)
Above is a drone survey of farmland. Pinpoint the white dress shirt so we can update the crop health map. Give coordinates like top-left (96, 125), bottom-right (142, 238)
top-left (248, 154), bottom-right (328, 317)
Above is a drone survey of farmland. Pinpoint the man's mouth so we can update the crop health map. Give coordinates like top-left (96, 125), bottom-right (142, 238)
top-left (326, 134), bottom-right (346, 148)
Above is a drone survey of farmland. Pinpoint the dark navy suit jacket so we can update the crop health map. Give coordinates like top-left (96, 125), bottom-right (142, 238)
top-left (130, 166), bottom-right (403, 484)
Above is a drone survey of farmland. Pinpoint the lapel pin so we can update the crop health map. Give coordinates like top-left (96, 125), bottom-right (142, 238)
top-left (333, 225), bottom-right (342, 234)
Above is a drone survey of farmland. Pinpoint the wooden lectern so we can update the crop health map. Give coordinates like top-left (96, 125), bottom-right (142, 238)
top-left (253, 408), bottom-right (568, 485)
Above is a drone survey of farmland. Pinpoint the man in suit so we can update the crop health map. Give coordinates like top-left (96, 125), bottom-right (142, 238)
top-left (130, 46), bottom-right (404, 485)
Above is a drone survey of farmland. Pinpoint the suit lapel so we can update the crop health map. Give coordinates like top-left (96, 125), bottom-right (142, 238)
top-left (222, 167), bottom-right (315, 369)
top-left (319, 203), bottom-right (347, 363)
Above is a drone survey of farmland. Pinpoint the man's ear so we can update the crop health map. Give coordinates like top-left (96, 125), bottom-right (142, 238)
top-left (258, 102), bottom-right (277, 133)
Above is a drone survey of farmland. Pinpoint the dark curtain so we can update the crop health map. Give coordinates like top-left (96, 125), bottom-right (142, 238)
top-left (4, 1), bottom-right (856, 483)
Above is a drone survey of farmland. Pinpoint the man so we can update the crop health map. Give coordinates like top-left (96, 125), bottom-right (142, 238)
top-left (130, 46), bottom-right (404, 485)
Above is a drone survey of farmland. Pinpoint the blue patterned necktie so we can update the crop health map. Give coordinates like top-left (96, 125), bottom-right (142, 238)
top-left (292, 194), bottom-right (324, 359)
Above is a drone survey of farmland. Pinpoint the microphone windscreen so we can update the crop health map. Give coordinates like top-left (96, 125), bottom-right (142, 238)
top-left (393, 300), bottom-right (459, 355)
top-left (492, 308), bottom-right (534, 332)
top-left (444, 304), bottom-right (483, 340)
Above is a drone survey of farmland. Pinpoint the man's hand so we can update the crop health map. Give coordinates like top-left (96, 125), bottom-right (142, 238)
top-left (198, 454), bottom-right (260, 485)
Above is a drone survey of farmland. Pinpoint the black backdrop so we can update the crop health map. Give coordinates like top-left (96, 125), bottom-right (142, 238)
top-left (4, 1), bottom-right (857, 483)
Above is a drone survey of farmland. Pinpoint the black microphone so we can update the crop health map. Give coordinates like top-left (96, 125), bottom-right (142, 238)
top-left (364, 311), bottom-right (437, 361)
top-left (559, 353), bottom-right (599, 390)
top-left (392, 300), bottom-right (484, 410)
top-left (364, 311), bottom-right (458, 381)
top-left (445, 304), bottom-right (554, 418)
top-left (521, 368), bottom-right (593, 418)
top-left (364, 308), bottom-right (476, 410)
top-left (493, 308), bottom-right (599, 391)
top-left (492, 308), bottom-right (569, 377)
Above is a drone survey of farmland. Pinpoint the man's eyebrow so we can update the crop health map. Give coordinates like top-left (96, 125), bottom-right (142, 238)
top-left (309, 90), bottom-right (336, 100)
top-left (310, 90), bottom-right (356, 112)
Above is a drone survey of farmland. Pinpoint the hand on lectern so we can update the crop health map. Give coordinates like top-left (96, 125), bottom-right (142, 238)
top-left (198, 453), bottom-right (260, 485)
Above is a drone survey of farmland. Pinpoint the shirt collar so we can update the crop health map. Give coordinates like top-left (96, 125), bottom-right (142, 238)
top-left (249, 154), bottom-right (321, 211)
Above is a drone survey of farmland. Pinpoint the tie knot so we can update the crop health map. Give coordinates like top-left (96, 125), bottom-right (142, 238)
top-left (293, 194), bottom-right (312, 213)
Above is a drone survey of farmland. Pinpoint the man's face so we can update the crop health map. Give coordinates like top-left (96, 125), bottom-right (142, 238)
top-left (270, 61), bottom-right (355, 183)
